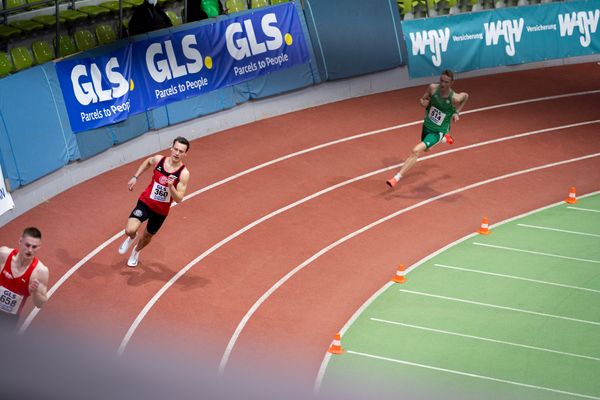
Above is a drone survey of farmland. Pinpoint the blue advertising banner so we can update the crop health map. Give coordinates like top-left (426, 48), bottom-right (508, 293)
top-left (402, 0), bottom-right (600, 78)
top-left (56, 2), bottom-right (310, 133)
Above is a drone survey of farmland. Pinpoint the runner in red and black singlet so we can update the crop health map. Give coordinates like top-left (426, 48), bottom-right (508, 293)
top-left (0, 227), bottom-right (49, 331)
top-left (118, 137), bottom-right (191, 268)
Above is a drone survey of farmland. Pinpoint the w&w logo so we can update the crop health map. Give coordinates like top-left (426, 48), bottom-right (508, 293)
top-left (484, 18), bottom-right (524, 57)
top-left (558, 10), bottom-right (599, 48)
top-left (409, 28), bottom-right (450, 67)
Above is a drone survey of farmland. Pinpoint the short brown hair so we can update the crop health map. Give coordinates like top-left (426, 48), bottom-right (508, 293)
top-left (441, 69), bottom-right (454, 81)
top-left (173, 136), bottom-right (190, 152)
top-left (22, 227), bottom-right (41, 239)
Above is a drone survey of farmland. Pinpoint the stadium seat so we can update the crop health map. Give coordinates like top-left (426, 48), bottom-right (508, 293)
top-left (165, 10), bottom-right (181, 26)
top-left (59, 9), bottom-right (88, 24)
top-left (9, 19), bottom-right (44, 33)
top-left (32, 39), bottom-right (55, 64)
top-left (78, 5), bottom-right (111, 19)
top-left (0, 25), bottom-right (22, 42)
top-left (99, 0), bottom-right (134, 13)
top-left (55, 34), bottom-right (77, 57)
top-left (10, 46), bottom-right (35, 71)
top-left (124, 0), bottom-right (144, 6)
top-left (74, 29), bottom-right (98, 52)
top-left (225, 0), bottom-right (247, 13)
top-left (96, 24), bottom-right (117, 45)
top-left (270, 0), bottom-right (288, 4)
top-left (6, 0), bottom-right (27, 9)
top-left (250, 0), bottom-right (269, 8)
top-left (0, 52), bottom-right (14, 77)
top-left (31, 15), bottom-right (66, 27)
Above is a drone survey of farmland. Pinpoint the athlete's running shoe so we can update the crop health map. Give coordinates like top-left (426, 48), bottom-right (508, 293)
top-left (118, 236), bottom-right (133, 255)
top-left (127, 247), bottom-right (140, 267)
top-left (443, 134), bottom-right (454, 145)
top-left (386, 177), bottom-right (398, 188)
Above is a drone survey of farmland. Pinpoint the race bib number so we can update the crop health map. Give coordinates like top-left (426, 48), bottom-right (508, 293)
top-left (150, 181), bottom-right (171, 202)
top-left (428, 106), bottom-right (446, 126)
top-left (0, 286), bottom-right (23, 315)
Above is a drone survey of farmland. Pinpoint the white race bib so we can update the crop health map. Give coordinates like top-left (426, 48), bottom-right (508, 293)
top-left (149, 181), bottom-right (171, 203)
top-left (0, 286), bottom-right (23, 315)
top-left (428, 106), bottom-right (446, 126)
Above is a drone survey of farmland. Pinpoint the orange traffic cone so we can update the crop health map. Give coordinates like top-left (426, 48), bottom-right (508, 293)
top-left (327, 333), bottom-right (344, 355)
top-left (391, 264), bottom-right (407, 283)
top-left (565, 187), bottom-right (577, 204)
top-left (478, 217), bottom-right (491, 235)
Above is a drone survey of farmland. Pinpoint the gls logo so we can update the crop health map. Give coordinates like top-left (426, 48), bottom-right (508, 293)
top-left (409, 28), bottom-right (450, 67)
top-left (484, 18), bottom-right (524, 56)
top-left (558, 10), bottom-right (599, 48)
top-left (71, 57), bottom-right (128, 106)
top-left (226, 13), bottom-right (283, 60)
top-left (147, 34), bottom-right (204, 83)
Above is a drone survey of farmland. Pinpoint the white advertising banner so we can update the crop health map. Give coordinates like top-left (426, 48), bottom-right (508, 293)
top-left (0, 164), bottom-right (14, 217)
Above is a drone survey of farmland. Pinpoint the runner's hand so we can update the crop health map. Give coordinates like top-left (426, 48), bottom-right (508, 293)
top-left (128, 177), bottom-right (137, 191)
top-left (29, 278), bottom-right (39, 293)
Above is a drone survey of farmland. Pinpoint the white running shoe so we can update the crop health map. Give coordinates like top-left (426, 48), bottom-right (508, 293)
top-left (118, 236), bottom-right (134, 255)
top-left (127, 247), bottom-right (140, 267)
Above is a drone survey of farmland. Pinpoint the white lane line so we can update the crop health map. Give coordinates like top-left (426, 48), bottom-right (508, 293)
top-left (371, 317), bottom-right (600, 362)
top-left (472, 243), bottom-right (600, 264)
top-left (568, 206), bottom-right (600, 213)
top-left (18, 230), bottom-right (125, 334)
top-left (517, 223), bottom-right (600, 238)
top-left (314, 189), bottom-right (600, 392)
top-left (217, 153), bottom-right (600, 373)
top-left (434, 263), bottom-right (600, 294)
top-left (20, 89), bottom-right (600, 333)
top-left (399, 289), bottom-right (600, 327)
top-left (345, 350), bottom-right (600, 400)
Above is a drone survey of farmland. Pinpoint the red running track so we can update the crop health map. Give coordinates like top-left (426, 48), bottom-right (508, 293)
top-left (2, 62), bottom-right (600, 387)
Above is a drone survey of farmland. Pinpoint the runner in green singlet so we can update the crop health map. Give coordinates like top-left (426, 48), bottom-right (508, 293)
top-left (387, 70), bottom-right (469, 188)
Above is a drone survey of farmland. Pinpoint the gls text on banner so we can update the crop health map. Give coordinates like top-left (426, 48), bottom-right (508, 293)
top-left (402, 0), bottom-right (600, 78)
top-left (0, 164), bottom-right (15, 217)
top-left (56, 2), bottom-right (310, 133)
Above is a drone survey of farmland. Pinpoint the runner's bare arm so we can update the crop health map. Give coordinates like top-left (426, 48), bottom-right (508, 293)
top-left (420, 84), bottom-right (437, 107)
top-left (29, 262), bottom-right (49, 308)
top-left (168, 168), bottom-right (190, 203)
top-left (127, 155), bottom-right (162, 191)
top-left (452, 92), bottom-right (469, 122)
top-left (0, 246), bottom-right (11, 264)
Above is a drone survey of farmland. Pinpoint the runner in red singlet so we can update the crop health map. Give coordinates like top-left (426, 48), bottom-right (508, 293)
top-left (0, 227), bottom-right (49, 331)
top-left (118, 137), bottom-right (191, 267)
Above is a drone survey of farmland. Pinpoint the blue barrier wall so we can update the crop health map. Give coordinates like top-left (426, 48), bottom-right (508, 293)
top-left (303, 0), bottom-right (407, 80)
top-left (0, 1), bottom-right (320, 190)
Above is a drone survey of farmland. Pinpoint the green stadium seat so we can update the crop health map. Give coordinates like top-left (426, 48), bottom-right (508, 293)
top-left (99, 0), bottom-right (134, 13)
top-left (165, 10), bottom-right (181, 26)
top-left (0, 52), bottom-right (14, 77)
top-left (225, 0), bottom-right (247, 13)
top-left (74, 29), bottom-right (98, 51)
top-left (31, 15), bottom-right (67, 27)
top-left (201, 0), bottom-right (220, 17)
top-left (26, 0), bottom-right (45, 10)
top-left (59, 9), bottom-right (88, 24)
top-left (6, 0), bottom-right (27, 9)
top-left (78, 5), bottom-right (111, 18)
top-left (55, 34), bottom-right (77, 57)
top-left (10, 46), bottom-right (35, 71)
top-left (32, 39), bottom-right (55, 64)
top-left (96, 24), bottom-right (117, 45)
top-left (9, 19), bottom-right (44, 33)
top-left (0, 25), bottom-right (22, 41)
top-left (250, 0), bottom-right (269, 8)
top-left (270, 0), bottom-right (288, 4)
top-left (124, 0), bottom-right (144, 6)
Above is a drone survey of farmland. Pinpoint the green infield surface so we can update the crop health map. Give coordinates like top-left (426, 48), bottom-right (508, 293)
top-left (318, 192), bottom-right (600, 400)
